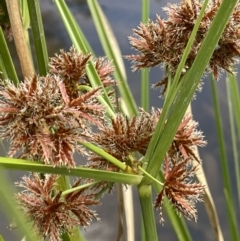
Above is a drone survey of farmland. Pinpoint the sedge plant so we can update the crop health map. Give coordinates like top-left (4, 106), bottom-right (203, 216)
top-left (0, 0), bottom-right (239, 241)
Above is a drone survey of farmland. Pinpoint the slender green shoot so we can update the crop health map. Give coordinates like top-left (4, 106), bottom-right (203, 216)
top-left (210, 77), bottom-right (239, 241)
top-left (226, 74), bottom-right (240, 207)
top-left (27, 0), bottom-right (49, 75)
top-left (141, 0), bottom-right (150, 111)
top-left (0, 27), bottom-right (18, 84)
top-left (62, 181), bottom-right (100, 196)
top-left (52, 0), bottom-right (93, 54)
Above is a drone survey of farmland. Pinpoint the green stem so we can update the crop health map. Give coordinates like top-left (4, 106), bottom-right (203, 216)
top-left (226, 74), bottom-right (240, 207)
top-left (138, 184), bottom-right (158, 241)
top-left (210, 77), bottom-right (239, 241)
top-left (61, 181), bottom-right (100, 196)
top-left (87, 0), bottom-right (138, 117)
top-left (141, 0), bottom-right (150, 111)
top-left (53, 0), bottom-right (93, 54)
top-left (80, 142), bottom-right (131, 173)
top-left (57, 175), bottom-right (86, 241)
top-left (138, 166), bottom-right (163, 186)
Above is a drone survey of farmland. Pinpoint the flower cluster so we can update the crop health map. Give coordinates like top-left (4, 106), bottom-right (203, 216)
top-left (16, 174), bottom-right (100, 241)
top-left (86, 109), bottom-right (160, 172)
top-left (86, 108), bottom-right (206, 202)
top-left (0, 46), bottom-right (116, 240)
top-left (0, 75), bottom-right (103, 167)
top-left (154, 155), bottom-right (205, 224)
top-left (169, 114), bottom-right (206, 163)
top-left (49, 47), bottom-right (116, 99)
top-left (87, 109), bottom-right (205, 171)
top-left (126, 0), bottom-right (240, 94)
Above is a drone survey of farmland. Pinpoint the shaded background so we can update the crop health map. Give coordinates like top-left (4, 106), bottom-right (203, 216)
top-left (0, 0), bottom-right (239, 240)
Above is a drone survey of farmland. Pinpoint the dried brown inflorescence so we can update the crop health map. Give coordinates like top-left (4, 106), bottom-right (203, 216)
top-left (0, 75), bottom-right (104, 167)
top-left (16, 174), bottom-right (100, 241)
top-left (49, 47), bottom-right (116, 99)
top-left (154, 155), bottom-right (205, 224)
top-left (87, 109), bottom-right (160, 172)
top-left (86, 108), bottom-right (206, 196)
top-left (87, 109), bottom-right (205, 171)
top-left (126, 0), bottom-right (240, 94)
top-left (169, 114), bottom-right (207, 163)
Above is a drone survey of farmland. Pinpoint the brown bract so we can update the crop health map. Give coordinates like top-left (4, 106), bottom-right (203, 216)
top-left (16, 174), bottom-right (100, 241)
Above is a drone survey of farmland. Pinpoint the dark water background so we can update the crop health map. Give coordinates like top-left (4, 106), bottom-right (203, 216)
top-left (0, 0), bottom-right (239, 240)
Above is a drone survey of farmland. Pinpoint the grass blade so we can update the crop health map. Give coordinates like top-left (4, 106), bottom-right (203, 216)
top-left (52, 0), bottom-right (93, 54)
top-left (210, 77), bottom-right (239, 241)
top-left (226, 74), bottom-right (240, 207)
top-left (27, 0), bottom-right (49, 75)
top-left (140, 0), bottom-right (150, 111)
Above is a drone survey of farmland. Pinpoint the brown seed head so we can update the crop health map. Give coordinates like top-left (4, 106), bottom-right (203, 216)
top-left (0, 75), bottom-right (104, 167)
top-left (154, 155), bottom-right (205, 224)
top-left (16, 174), bottom-right (100, 241)
top-left (127, 0), bottom-right (240, 94)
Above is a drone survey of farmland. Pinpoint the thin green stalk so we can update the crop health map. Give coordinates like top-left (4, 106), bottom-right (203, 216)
top-left (61, 181), bottom-right (100, 196)
top-left (0, 54), bottom-right (7, 79)
top-left (80, 142), bottom-right (130, 173)
top-left (141, 0), bottom-right (150, 111)
top-left (228, 73), bottom-right (240, 141)
top-left (210, 77), bottom-right (239, 241)
top-left (141, 69), bottom-right (149, 111)
top-left (138, 166), bottom-right (163, 186)
top-left (0, 157), bottom-right (142, 185)
top-left (226, 74), bottom-right (240, 207)
top-left (138, 184), bottom-right (158, 241)
top-left (57, 175), bottom-right (85, 241)
top-left (0, 27), bottom-right (18, 84)
top-left (27, 0), bottom-right (49, 75)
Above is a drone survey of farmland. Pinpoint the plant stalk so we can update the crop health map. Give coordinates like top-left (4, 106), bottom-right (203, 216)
top-left (6, 0), bottom-right (34, 78)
